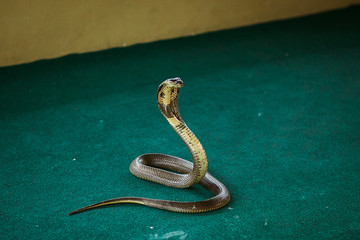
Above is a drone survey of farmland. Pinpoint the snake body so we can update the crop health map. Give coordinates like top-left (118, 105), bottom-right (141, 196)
top-left (69, 78), bottom-right (230, 215)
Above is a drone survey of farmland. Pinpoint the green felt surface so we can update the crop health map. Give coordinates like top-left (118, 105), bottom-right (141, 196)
top-left (1, 6), bottom-right (360, 239)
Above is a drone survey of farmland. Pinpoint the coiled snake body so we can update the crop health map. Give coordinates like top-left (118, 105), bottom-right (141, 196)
top-left (69, 78), bottom-right (230, 215)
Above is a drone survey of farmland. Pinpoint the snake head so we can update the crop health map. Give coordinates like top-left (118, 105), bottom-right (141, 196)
top-left (165, 77), bottom-right (183, 88)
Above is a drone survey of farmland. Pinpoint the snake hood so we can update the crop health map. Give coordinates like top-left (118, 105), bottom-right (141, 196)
top-left (157, 77), bottom-right (184, 121)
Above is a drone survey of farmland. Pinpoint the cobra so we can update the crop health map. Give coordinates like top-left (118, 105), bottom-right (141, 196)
top-left (69, 78), bottom-right (230, 215)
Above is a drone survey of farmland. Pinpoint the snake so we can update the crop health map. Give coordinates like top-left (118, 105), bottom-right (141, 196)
top-left (69, 78), bottom-right (230, 215)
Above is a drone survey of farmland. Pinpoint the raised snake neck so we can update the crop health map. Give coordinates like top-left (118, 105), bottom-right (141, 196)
top-left (69, 78), bottom-right (230, 215)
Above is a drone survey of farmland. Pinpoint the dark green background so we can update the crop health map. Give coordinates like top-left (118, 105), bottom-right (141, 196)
top-left (1, 6), bottom-right (360, 239)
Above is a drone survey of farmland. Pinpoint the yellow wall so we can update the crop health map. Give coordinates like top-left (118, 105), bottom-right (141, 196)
top-left (1, 0), bottom-right (359, 66)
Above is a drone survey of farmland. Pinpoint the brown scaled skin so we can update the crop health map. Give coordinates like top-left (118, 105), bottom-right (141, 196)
top-left (69, 78), bottom-right (230, 215)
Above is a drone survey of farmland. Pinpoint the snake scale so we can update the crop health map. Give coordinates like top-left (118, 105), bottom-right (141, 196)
top-left (69, 78), bottom-right (230, 215)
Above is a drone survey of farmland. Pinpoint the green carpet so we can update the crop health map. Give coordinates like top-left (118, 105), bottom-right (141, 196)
top-left (1, 6), bottom-right (360, 239)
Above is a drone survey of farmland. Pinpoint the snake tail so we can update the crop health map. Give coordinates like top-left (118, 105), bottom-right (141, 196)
top-left (68, 197), bottom-right (146, 215)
